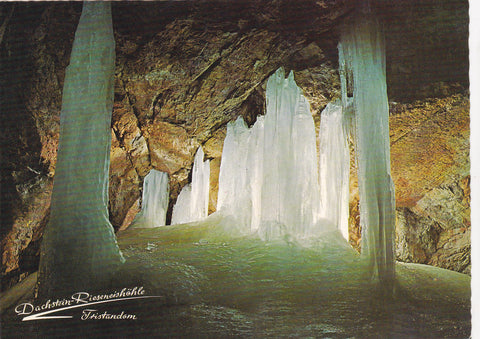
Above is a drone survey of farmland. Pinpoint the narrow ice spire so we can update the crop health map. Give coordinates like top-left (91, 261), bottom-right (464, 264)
top-left (171, 146), bottom-right (210, 224)
top-left (318, 100), bottom-right (350, 240)
top-left (131, 170), bottom-right (169, 228)
top-left (246, 116), bottom-right (264, 232)
top-left (339, 12), bottom-right (396, 290)
top-left (216, 117), bottom-right (252, 228)
top-left (38, 2), bottom-right (124, 296)
top-left (190, 146), bottom-right (210, 221)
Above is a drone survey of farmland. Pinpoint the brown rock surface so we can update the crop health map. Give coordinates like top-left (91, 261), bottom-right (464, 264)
top-left (109, 131), bottom-right (141, 229)
top-left (390, 94), bottom-right (469, 207)
top-left (390, 94), bottom-right (470, 274)
top-left (1, 178), bottom-right (52, 290)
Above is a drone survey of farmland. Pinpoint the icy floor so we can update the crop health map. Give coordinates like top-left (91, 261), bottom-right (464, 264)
top-left (2, 216), bottom-right (470, 338)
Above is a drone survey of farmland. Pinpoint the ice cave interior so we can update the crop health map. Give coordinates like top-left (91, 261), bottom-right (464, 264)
top-left (0, 1), bottom-right (472, 338)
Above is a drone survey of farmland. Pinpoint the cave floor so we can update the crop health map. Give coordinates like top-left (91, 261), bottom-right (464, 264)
top-left (2, 216), bottom-right (471, 338)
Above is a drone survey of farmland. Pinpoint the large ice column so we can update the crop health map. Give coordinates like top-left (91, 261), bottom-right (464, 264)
top-left (132, 170), bottom-right (169, 228)
top-left (290, 91), bottom-right (321, 237)
top-left (216, 115), bottom-right (265, 231)
top-left (260, 70), bottom-right (294, 230)
top-left (38, 2), bottom-right (124, 296)
top-left (216, 117), bottom-right (252, 229)
top-left (318, 100), bottom-right (350, 240)
top-left (339, 13), bottom-right (396, 289)
top-left (171, 146), bottom-right (210, 224)
top-left (216, 68), bottom-right (321, 239)
top-left (260, 68), bottom-right (320, 238)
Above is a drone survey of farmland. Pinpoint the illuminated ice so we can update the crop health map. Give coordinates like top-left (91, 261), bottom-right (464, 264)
top-left (191, 146), bottom-right (211, 221)
top-left (339, 14), bottom-right (396, 289)
top-left (216, 117), bottom-right (252, 229)
top-left (132, 169), bottom-right (169, 228)
top-left (38, 2), bottom-right (124, 296)
top-left (171, 146), bottom-right (210, 224)
top-left (216, 68), bottom-right (322, 240)
top-left (318, 100), bottom-right (350, 240)
top-left (171, 184), bottom-right (192, 225)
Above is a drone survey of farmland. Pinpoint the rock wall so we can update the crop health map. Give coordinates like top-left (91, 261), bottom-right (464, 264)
top-left (348, 94), bottom-right (470, 274)
top-left (391, 94), bottom-right (470, 274)
top-left (0, 1), bottom-right (470, 290)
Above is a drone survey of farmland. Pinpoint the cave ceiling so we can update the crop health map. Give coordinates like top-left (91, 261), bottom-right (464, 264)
top-left (1, 0), bottom-right (468, 100)
top-left (114, 0), bottom-right (469, 100)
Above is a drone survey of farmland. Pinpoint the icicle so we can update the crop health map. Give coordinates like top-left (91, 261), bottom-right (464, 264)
top-left (38, 2), bottom-right (124, 297)
top-left (318, 100), bottom-right (350, 240)
top-left (171, 146), bottom-right (210, 224)
top-left (131, 170), bottom-right (169, 228)
top-left (339, 13), bottom-right (396, 290)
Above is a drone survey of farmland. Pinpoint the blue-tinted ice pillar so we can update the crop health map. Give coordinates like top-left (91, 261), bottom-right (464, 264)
top-left (38, 2), bottom-right (124, 296)
top-left (339, 13), bottom-right (395, 290)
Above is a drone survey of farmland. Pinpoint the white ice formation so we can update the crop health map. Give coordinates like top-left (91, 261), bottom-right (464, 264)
top-left (318, 100), bottom-right (350, 240)
top-left (132, 169), bottom-right (169, 228)
top-left (216, 68), bottom-right (323, 240)
top-left (171, 146), bottom-right (210, 224)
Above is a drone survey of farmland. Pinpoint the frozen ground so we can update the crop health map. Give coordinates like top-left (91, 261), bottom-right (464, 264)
top-left (2, 216), bottom-right (470, 338)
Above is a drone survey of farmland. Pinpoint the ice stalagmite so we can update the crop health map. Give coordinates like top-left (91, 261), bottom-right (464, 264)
top-left (191, 146), bottom-right (211, 221)
top-left (171, 184), bottom-right (192, 225)
top-left (339, 12), bottom-right (395, 290)
top-left (246, 116), bottom-right (265, 232)
top-left (38, 2), bottom-right (124, 296)
top-left (131, 170), bottom-right (169, 228)
top-left (171, 146), bottom-right (210, 224)
top-left (216, 68), bottom-right (321, 240)
top-left (288, 88), bottom-right (321, 237)
top-left (259, 69), bottom-right (321, 239)
top-left (318, 100), bottom-right (350, 240)
top-left (216, 117), bottom-right (252, 229)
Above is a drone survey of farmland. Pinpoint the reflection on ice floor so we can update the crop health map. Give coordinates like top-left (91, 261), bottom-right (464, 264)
top-left (2, 214), bottom-right (470, 338)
